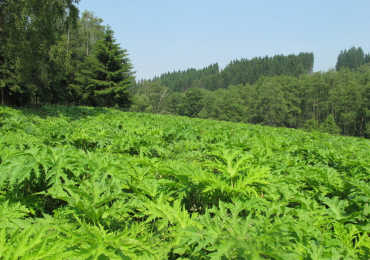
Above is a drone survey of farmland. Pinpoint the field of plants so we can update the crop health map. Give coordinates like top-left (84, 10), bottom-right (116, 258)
top-left (1, 105), bottom-right (370, 259)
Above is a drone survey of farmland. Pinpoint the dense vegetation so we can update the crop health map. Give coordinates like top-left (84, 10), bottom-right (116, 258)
top-left (1, 105), bottom-right (370, 259)
top-left (336, 47), bottom-right (370, 71)
top-left (147, 53), bottom-right (314, 92)
top-left (132, 65), bottom-right (370, 138)
top-left (0, 1), bottom-right (134, 107)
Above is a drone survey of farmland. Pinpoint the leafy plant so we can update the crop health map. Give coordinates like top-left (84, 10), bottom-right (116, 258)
top-left (1, 106), bottom-right (370, 259)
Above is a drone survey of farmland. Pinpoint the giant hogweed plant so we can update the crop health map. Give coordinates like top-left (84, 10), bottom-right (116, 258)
top-left (174, 200), bottom-right (299, 259)
top-left (1, 106), bottom-right (370, 259)
top-left (196, 148), bottom-right (270, 200)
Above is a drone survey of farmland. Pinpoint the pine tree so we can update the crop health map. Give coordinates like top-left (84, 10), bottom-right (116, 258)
top-left (76, 29), bottom-right (134, 108)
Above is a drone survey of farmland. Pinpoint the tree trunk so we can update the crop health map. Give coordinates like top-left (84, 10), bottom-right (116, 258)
top-left (67, 29), bottom-right (70, 52)
top-left (313, 100), bottom-right (315, 119)
top-left (156, 89), bottom-right (167, 114)
top-left (86, 33), bottom-right (89, 55)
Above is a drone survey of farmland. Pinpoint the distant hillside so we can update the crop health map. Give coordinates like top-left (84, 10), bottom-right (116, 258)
top-left (149, 52), bottom-right (314, 92)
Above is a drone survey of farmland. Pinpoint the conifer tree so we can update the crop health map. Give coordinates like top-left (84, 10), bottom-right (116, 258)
top-left (336, 47), bottom-right (368, 71)
top-left (76, 28), bottom-right (134, 108)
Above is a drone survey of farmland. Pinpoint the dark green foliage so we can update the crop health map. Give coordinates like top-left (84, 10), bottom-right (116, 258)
top-left (166, 92), bottom-right (184, 114)
top-left (199, 85), bottom-right (252, 123)
top-left (134, 67), bottom-right (370, 138)
top-left (220, 52), bottom-right (313, 88)
top-left (178, 88), bottom-right (204, 117)
top-left (253, 76), bottom-right (301, 127)
top-left (336, 46), bottom-right (369, 71)
top-left (64, 10), bottom-right (106, 106)
top-left (0, 4), bottom-right (133, 109)
top-left (148, 53), bottom-right (313, 92)
top-left (365, 53), bottom-right (370, 64)
top-left (75, 29), bottom-right (134, 108)
top-left (0, 0), bottom-right (80, 106)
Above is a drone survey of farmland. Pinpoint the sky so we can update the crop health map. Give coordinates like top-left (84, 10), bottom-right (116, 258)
top-left (77, 0), bottom-right (370, 80)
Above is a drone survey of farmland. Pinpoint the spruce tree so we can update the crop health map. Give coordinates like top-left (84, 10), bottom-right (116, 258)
top-left (77, 28), bottom-right (134, 108)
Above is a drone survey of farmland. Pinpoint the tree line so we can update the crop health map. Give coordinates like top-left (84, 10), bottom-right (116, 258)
top-left (0, 1), bottom-right (133, 107)
top-left (131, 62), bottom-right (370, 138)
top-left (144, 52), bottom-right (314, 92)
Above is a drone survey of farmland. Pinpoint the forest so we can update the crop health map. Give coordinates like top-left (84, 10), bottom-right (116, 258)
top-left (1, 1), bottom-right (370, 138)
top-left (132, 47), bottom-right (370, 138)
top-left (0, 1), bottom-right (133, 108)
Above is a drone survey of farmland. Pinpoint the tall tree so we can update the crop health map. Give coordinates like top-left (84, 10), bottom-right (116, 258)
top-left (336, 47), bottom-right (368, 71)
top-left (0, 0), bottom-right (80, 105)
top-left (67, 11), bottom-right (106, 105)
top-left (178, 88), bottom-right (204, 118)
top-left (76, 29), bottom-right (134, 108)
top-left (253, 77), bottom-right (290, 127)
top-left (79, 11), bottom-right (105, 56)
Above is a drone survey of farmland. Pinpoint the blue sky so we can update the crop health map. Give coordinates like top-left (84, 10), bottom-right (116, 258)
top-left (77, 0), bottom-right (370, 80)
